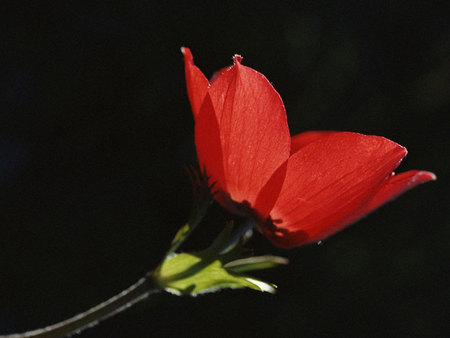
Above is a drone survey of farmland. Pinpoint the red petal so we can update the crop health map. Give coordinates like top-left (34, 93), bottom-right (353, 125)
top-left (300, 170), bottom-right (436, 245)
top-left (291, 131), bottom-right (339, 155)
top-left (181, 47), bottom-right (210, 118)
top-left (195, 94), bottom-right (226, 198)
top-left (206, 56), bottom-right (291, 208)
top-left (352, 170), bottom-right (436, 219)
top-left (264, 170), bottom-right (436, 248)
top-left (263, 132), bottom-right (409, 248)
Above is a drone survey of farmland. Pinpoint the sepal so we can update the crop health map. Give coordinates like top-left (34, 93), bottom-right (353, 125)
top-left (153, 223), bottom-right (288, 295)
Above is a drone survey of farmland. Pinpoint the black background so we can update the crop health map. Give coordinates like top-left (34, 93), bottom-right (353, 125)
top-left (1, 1), bottom-right (449, 337)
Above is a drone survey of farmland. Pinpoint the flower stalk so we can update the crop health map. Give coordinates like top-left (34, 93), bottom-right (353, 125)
top-left (4, 276), bottom-right (158, 338)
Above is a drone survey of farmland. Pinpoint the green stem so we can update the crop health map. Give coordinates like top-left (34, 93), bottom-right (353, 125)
top-left (165, 199), bottom-right (210, 258)
top-left (164, 167), bottom-right (213, 258)
top-left (4, 274), bottom-right (159, 338)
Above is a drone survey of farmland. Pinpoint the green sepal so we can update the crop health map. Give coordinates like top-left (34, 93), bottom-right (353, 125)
top-left (224, 255), bottom-right (289, 273)
top-left (154, 251), bottom-right (276, 295)
top-left (153, 223), bottom-right (287, 295)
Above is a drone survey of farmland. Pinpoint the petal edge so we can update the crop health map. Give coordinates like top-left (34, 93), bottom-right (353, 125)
top-left (182, 47), bottom-right (210, 118)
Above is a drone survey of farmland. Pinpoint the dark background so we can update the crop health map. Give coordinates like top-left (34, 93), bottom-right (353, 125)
top-left (1, 1), bottom-right (449, 337)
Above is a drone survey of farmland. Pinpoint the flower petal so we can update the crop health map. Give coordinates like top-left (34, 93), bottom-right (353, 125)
top-left (295, 170), bottom-right (436, 245)
top-left (181, 47), bottom-right (210, 118)
top-left (352, 170), bottom-right (436, 220)
top-left (291, 130), bottom-right (339, 155)
top-left (263, 132), bottom-right (409, 248)
top-left (195, 94), bottom-right (227, 204)
top-left (207, 56), bottom-right (291, 208)
top-left (264, 170), bottom-right (436, 248)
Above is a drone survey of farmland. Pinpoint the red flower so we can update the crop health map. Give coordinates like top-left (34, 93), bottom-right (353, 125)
top-left (182, 47), bottom-right (436, 248)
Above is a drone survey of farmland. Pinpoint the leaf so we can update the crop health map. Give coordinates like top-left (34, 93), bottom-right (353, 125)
top-left (155, 251), bottom-right (276, 295)
top-left (224, 255), bottom-right (289, 273)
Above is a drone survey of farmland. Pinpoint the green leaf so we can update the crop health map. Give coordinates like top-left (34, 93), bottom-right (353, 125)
top-left (154, 251), bottom-right (277, 295)
top-left (155, 216), bottom-right (288, 296)
top-left (224, 255), bottom-right (289, 273)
